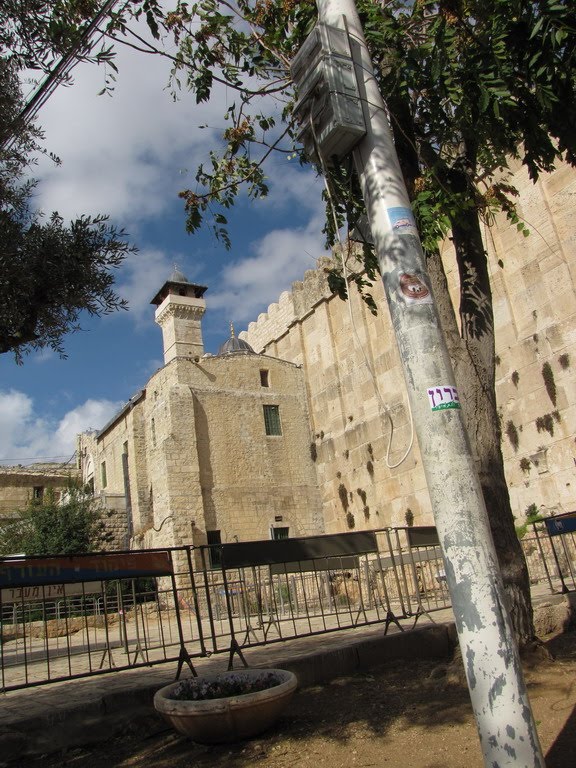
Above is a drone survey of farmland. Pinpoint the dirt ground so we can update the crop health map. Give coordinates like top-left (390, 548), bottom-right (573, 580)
top-left (26, 630), bottom-right (576, 768)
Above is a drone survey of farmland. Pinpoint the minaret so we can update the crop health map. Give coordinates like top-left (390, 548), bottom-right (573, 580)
top-left (150, 268), bottom-right (207, 364)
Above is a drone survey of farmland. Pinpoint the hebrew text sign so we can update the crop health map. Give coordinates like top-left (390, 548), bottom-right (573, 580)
top-left (427, 385), bottom-right (460, 411)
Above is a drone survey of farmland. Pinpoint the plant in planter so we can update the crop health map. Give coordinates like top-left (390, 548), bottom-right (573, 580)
top-left (153, 668), bottom-right (297, 744)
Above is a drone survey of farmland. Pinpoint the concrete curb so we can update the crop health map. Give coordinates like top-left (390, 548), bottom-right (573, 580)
top-left (278, 622), bottom-right (457, 687)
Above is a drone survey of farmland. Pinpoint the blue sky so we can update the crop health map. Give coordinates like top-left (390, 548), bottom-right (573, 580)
top-left (0, 22), bottom-right (328, 465)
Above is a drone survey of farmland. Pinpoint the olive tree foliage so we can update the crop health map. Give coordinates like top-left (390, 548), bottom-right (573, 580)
top-left (0, 2), bottom-right (136, 362)
top-left (0, 486), bottom-right (112, 556)
top-left (1, 0), bottom-right (102, 69)
top-left (107, 0), bottom-right (575, 642)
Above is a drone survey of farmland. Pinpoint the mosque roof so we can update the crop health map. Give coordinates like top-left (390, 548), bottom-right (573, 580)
top-left (217, 323), bottom-right (256, 355)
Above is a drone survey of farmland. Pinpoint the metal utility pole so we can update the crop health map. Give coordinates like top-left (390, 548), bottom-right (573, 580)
top-left (315, 1), bottom-right (545, 766)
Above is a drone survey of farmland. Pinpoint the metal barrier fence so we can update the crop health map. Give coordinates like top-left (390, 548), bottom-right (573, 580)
top-left (521, 517), bottom-right (576, 593)
top-left (0, 549), bottom-right (201, 692)
top-left (0, 522), bottom-right (571, 692)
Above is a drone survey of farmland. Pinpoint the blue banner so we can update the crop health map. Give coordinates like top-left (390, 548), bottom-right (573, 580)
top-left (0, 552), bottom-right (173, 588)
top-left (544, 513), bottom-right (576, 537)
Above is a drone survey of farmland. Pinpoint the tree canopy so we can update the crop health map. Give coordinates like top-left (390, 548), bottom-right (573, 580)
top-left (106, 1), bottom-right (574, 261)
top-left (1, 0), bottom-right (112, 73)
top-left (0, 205), bottom-right (132, 360)
top-left (0, 485), bottom-right (111, 556)
top-left (0, 2), bottom-right (135, 362)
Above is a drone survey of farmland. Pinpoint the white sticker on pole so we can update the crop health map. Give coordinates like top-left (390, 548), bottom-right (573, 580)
top-left (388, 206), bottom-right (419, 236)
top-left (427, 385), bottom-right (460, 411)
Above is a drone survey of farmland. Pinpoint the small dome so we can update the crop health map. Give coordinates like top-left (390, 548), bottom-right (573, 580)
top-left (217, 322), bottom-right (256, 355)
top-left (218, 336), bottom-right (256, 355)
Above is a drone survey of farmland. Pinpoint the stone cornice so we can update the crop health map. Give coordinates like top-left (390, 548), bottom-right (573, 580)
top-left (155, 296), bottom-right (206, 326)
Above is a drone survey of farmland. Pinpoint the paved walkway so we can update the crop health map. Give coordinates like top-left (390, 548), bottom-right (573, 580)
top-left (0, 587), bottom-right (572, 764)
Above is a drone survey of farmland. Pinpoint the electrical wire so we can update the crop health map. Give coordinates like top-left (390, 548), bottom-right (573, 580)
top-left (2, 0), bottom-right (124, 152)
top-left (0, 453), bottom-right (76, 465)
top-left (308, 109), bottom-right (414, 469)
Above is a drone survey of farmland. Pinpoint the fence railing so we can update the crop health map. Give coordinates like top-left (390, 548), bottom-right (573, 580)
top-left (1, 522), bottom-right (572, 692)
top-left (521, 516), bottom-right (576, 593)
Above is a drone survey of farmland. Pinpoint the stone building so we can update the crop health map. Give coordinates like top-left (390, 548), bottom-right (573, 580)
top-left (77, 271), bottom-right (325, 553)
top-left (79, 159), bottom-right (576, 548)
top-left (0, 463), bottom-right (79, 525)
top-left (241, 159), bottom-right (576, 530)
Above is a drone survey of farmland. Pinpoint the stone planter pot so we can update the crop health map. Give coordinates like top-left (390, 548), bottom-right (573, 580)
top-left (153, 668), bottom-right (298, 744)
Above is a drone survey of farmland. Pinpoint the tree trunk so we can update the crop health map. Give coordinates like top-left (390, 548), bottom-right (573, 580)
top-left (426, 218), bottom-right (535, 645)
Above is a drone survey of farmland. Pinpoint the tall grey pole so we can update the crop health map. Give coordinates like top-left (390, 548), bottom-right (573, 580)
top-left (315, 1), bottom-right (545, 765)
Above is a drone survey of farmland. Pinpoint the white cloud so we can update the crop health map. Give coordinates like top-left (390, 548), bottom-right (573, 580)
top-left (117, 248), bottom-right (172, 323)
top-left (209, 219), bottom-right (329, 324)
top-left (262, 159), bottom-right (325, 214)
top-left (32, 21), bottom-right (228, 225)
top-left (0, 392), bottom-right (35, 441)
top-left (53, 400), bottom-right (121, 452)
top-left (0, 391), bottom-right (122, 465)
top-left (31, 348), bottom-right (57, 364)
top-left (207, 159), bottom-right (330, 324)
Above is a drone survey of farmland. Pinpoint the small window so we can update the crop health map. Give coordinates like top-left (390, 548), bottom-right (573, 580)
top-left (207, 530), bottom-right (222, 568)
top-left (260, 369), bottom-right (269, 387)
top-left (151, 418), bottom-right (156, 446)
top-left (101, 461), bottom-right (107, 488)
top-left (272, 527), bottom-right (289, 540)
top-left (263, 405), bottom-right (282, 435)
top-left (33, 486), bottom-right (44, 500)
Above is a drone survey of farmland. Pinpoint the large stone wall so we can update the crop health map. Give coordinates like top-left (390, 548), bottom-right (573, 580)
top-left (242, 160), bottom-right (576, 528)
top-left (244, 259), bottom-right (426, 532)
top-left (480, 159), bottom-right (576, 518)
top-left (188, 354), bottom-right (324, 542)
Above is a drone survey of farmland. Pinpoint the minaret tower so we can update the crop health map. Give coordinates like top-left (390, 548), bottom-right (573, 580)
top-left (150, 268), bottom-right (207, 364)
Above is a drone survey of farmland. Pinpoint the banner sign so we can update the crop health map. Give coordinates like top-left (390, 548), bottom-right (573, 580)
top-left (544, 512), bottom-right (576, 537)
top-left (406, 526), bottom-right (440, 548)
top-left (221, 531), bottom-right (378, 570)
top-left (1, 581), bottom-right (103, 603)
top-left (0, 551), bottom-right (173, 588)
